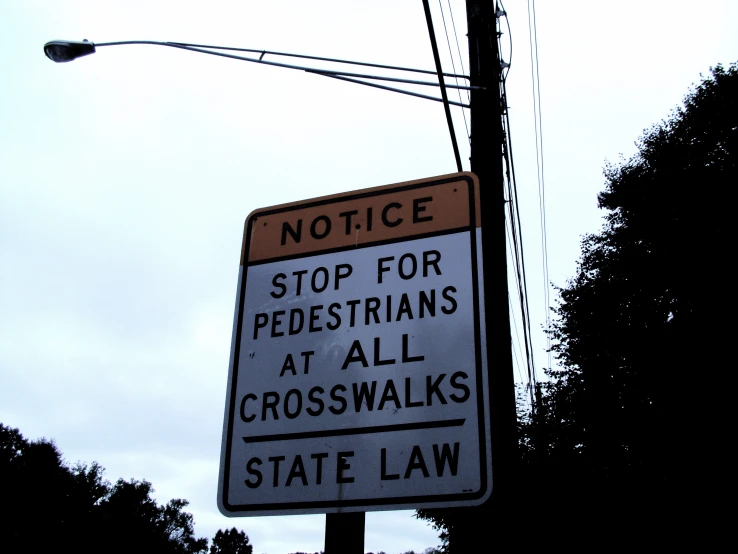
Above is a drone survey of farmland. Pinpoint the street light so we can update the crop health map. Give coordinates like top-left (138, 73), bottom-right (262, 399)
top-left (43, 39), bottom-right (473, 108)
top-left (45, 35), bottom-right (471, 175)
top-left (45, 37), bottom-right (471, 173)
top-left (44, 40), bottom-right (95, 62)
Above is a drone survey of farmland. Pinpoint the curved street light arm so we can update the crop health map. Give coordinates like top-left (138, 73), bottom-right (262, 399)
top-left (101, 40), bottom-right (470, 80)
top-left (93, 41), bottom-right (477, 92)
top-left (45, 39), bottom-right (475, 106)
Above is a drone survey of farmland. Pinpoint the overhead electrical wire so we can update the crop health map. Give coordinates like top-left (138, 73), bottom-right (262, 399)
top-left (496, 2), bottom-right (539, 410)
top-left (506, 232), bottom-right (529, 386)
top-left (503, 123), bottom-right (537, 401)
top-left (412, 1), bottom-right (544, 410)
top-left (527, 0), bottom-right (552, 374)
top-left (446, 0), bottom-right (471, 103)
top-left (422, 0), bottom-right (463, 172)
top-left (506, 201), bottom-right (536, 405)
top-left (423, 1), bottom-right (537, 400)
top-left (438, 0), bottom-right (470, 141)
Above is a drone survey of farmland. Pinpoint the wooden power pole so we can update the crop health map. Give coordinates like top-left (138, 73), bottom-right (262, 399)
top-left (448, 1), bottom-right (519, 550)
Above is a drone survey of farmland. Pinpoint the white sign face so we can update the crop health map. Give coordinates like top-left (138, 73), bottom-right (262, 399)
top-left (218, 173), bottom-right (491, 516)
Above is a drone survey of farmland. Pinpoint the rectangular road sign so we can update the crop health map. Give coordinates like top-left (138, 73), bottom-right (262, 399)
top-left (218, 172), bottom-right (491, 516)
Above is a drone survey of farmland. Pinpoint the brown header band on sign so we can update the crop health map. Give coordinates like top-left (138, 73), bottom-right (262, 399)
top-left (242, 172), bottom-right (481, 264)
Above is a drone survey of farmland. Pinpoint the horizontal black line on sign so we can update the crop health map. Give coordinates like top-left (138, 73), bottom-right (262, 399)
top-left (246, 226), bottom-right (472, 267)
top-left (242, 418), bottom-right (466, 444)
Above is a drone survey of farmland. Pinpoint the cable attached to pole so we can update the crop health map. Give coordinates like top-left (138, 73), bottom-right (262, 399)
top-left (422, 0), bottom-right (463, 172)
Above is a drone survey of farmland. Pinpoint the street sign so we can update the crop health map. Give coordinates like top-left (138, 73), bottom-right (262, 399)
top-left (218, 172), bottom-right (491, 516)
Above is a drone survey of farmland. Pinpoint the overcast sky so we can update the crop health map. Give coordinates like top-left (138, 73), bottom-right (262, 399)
top-left (1, 1), bottom-right (736, 553)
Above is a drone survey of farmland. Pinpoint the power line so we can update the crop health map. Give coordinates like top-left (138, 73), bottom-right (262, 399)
top-left (503, 124), bottom-right (537, 404)
top-left (526, 0), bottom-right (552, 373)
top-left (496, 6), bottom-right (538, 411)
top-left (504, 188), bottom-right (531, 391)
top-left (422, 0), bottom-right (463, 171)
top-left (447, 0), bottom-right (471, 102)
top-left (507, 232), bottom-right (528, 386)
top-left (502, 118), bottom-right (536, 403)
top-left (439, 0), bottom-right (470, 141)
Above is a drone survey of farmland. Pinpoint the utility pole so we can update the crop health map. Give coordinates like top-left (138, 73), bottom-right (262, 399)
top-left (446, 1), bottom-right (519, 550)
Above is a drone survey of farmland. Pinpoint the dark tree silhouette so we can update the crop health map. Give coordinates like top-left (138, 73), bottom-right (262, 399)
top-left (531, 62), bottom-right (736, 544)
top-left (98, 478), bottom-right (208, 553)
top-left (210, 527), bottom-right (253, 554)
top-left (0, 423), bottom-right (209, 554)
top-left (1, 423), bottom-right (93, 551)
top-left (418, 62), bottom-right (737, 550)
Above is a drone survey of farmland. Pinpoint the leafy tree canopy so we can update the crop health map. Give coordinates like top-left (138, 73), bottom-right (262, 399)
top-left (211, 527), bottom-right (253, 554)
top-left (0, 423), bottom-right (251, 554)
top-left (530, 61), bottom-right (735, 546)
top-left (418, 61), bottom-right (737, 550)
top-left (541, 62), bottom-right (736, 478)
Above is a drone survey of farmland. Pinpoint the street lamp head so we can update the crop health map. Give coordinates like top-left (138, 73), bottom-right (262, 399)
top-left (44, 40), bottom-right (96, 63)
